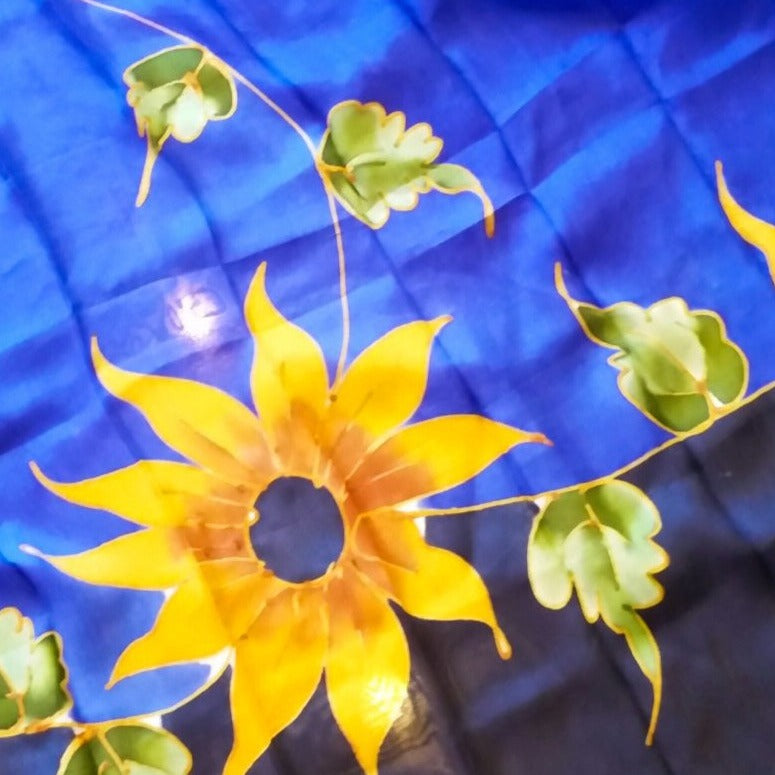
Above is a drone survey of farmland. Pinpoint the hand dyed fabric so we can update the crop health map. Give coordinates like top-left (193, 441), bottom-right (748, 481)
top-left (2, 1), bottom-right (775, 773)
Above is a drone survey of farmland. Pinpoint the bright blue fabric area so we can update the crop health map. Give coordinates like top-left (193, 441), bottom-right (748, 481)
top-left (2, 0), bottom-right (775, 772)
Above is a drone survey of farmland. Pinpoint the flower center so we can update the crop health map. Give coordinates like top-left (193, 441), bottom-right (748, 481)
top-left (250, 476), bottom-right (345, 583)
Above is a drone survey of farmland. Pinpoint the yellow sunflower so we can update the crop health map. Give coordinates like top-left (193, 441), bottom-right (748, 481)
top-left (30, 262), bottom-right (546, 775)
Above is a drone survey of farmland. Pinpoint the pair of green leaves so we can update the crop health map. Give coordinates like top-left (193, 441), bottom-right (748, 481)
top-left (0, 608), bottom-right (190, 774)
top-left (124, 45), bottom-right (236, 206)
top-left (124, 49), bottom-right (493, 234)
top-left (58, 723), bottom-right (191, 775)
top-left (556, 264), bottom-right (748, 434)
top-left (319, 100), bottom-right (494, 235)
top-left (527, 481), bottom-right (667, 743)
top-left (0, 608), bottom-right (69, 735)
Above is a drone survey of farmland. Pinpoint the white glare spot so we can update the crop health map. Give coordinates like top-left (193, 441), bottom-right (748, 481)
top-left (166, 285), bottom-right (222, 342)
top-left (395, 499), bottom-right (425, 537)
top-left (366, 674), bottom-right (407, 720)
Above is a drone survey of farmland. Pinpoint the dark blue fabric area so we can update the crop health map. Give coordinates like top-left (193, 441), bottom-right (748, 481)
top-left (2, 0), bottom-right (775, 772)
top-left (252, 477), bottom-right (345, 583)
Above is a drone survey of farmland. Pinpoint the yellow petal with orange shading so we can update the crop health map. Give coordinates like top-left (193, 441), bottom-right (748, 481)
top-left (30, 460), bottom-right (250, 528)
top-left (92, 339), bottom-right (272, 487)
top-left (225, 588), bottom-right (327, 775)
top-left (34, 529), bottom-right (191, 590)
top-left (348, 414), bottom-right (548, 511)
top-left (325, 569), bottom-right (410, 775)
top-left (110, 572), bottom-right (230, 685)
top-left (331, 316), bottom-right (450, 441)
top-left (245, 263), bottom-right (329, 444)
top-left (354, 515), bottom-right (511, 658)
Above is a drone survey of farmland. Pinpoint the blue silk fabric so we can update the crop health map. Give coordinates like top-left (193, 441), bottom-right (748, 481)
top-left (2, 0), bottom-right (775, 772)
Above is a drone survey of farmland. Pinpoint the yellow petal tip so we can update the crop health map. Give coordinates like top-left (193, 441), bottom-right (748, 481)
top-left (29, 460), bottom-right (45, 483)
top-left (715, 160), bottom-right (729, 198)
top-left (29, 461), bottom-right (65, 495)
top-left (484, 210), bottom-right (495, 239)
top-left (495, 627), bottom-right (512, 660)
top-left (18, 543), bottom-right (44, 560)
top-left (105, 658), bottom-right (134, 690)
top-left (554, 262), bottom-right (571, 302)
top-left (244, 261), bottom-right (269, 322)
top-left (90, 337), bottom-right (106, 370)
top-left (432, 314), bottom-right (453, 332)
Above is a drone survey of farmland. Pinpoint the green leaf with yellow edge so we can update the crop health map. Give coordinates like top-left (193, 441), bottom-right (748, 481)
top-left (319, 100), bottom-right (494, 235)
top-left (0, 674), bottom-right (18, 732)
top-left (716, 161), bottom-right (775, 285)
top-left (123, 45), bottom-right (237, 207)
top-left (555, 263), bottom-right (748, 434)
top-left (0, 608), bottom-right (71, 735)
top-left (57, 723), bottom-right (192, 775)
top-left (527, 480), bottom-right (668, 744)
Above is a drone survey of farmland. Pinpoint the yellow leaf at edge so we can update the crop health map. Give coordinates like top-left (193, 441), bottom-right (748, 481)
top-left (716, 160), bottom-right (775, 284)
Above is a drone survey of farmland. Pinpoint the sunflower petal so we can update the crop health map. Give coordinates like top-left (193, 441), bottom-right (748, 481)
top-left (30, 461), bottom-right (250, 529)
top-left (348, 415), bottom-right (547, 511)
top-left (716, 161), bottom-right (775, 284)
top-left (199, 560), bottom-right (285, 640)
top-left (224, 588), bottom-right (326, 775)
top-left (110, 571), bottom-right (229, 686)
top-left (32, 529), bottom-right (190, 590)
top-left (91, 340), bottom-right (271, 487)
top-left (332, 317), bottom-right (450, 442)
top-left (355, 517), bottom-right (511, 659)
top-left (244, 262), bottom-right (329, 434)
top-left (325, 570), bottom-right (409, 775)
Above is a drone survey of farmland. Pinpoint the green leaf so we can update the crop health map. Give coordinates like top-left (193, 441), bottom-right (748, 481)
top-left (58, 723), bottom-right (192, 775)
top-left (25, 634), bottom-right (70, 722)
top-left (527, 481), bottom-right (667, 744)
top-left (123, 45), bottom-right (237, 207)
top-left (555, 263), bottom-right (749, 433)
top-left (319, 100), bottom-right (494, 235)
top-left (0, 674), bottom-right (19, 732)
top-left (0, 608), bottom-right (71, 735)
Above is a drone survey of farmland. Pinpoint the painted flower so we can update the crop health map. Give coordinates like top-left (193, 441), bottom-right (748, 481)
top-left (31, 263), bottom-right (546, 775)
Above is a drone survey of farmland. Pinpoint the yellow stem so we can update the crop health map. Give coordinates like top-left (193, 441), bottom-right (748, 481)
top-left (96, 729), bottom-right (126, 772)
top-left (228, 70), bottom-right (350, 380)
top-left (74, 0), bottom-right (351, 379)
top-left (326, 189), bottom-right (350, 382)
